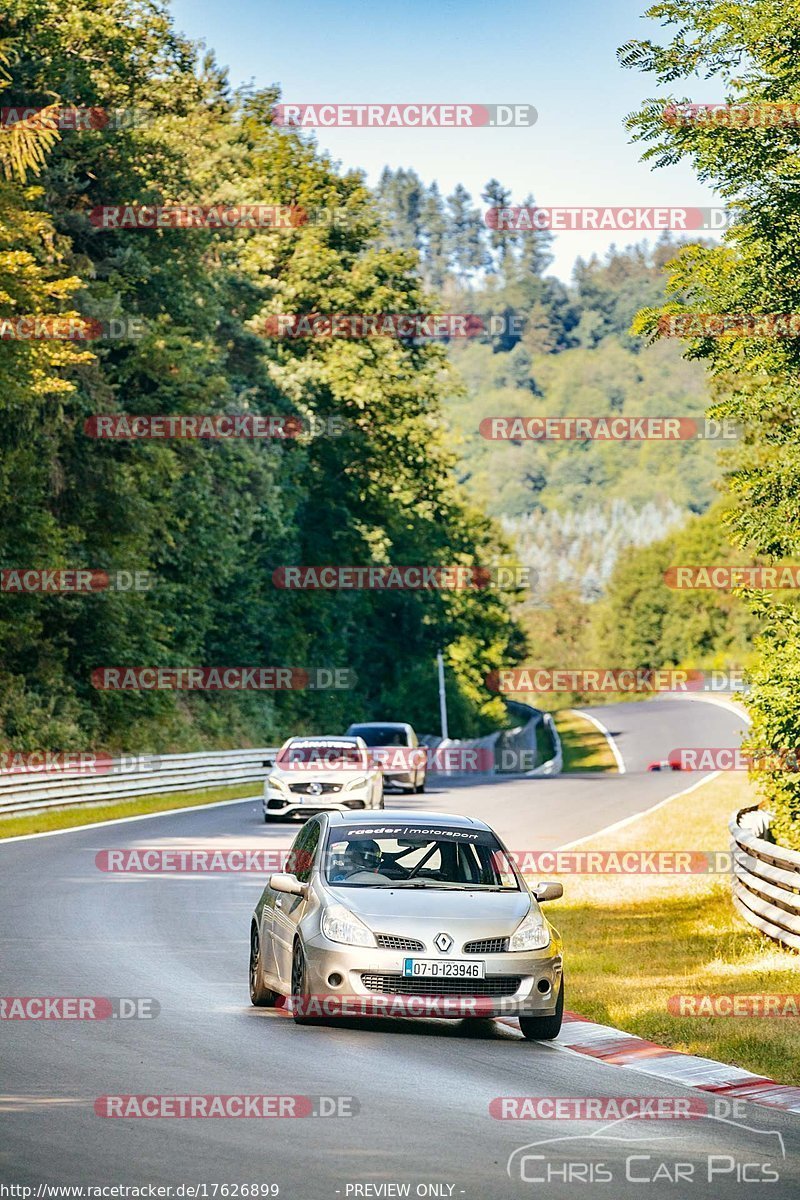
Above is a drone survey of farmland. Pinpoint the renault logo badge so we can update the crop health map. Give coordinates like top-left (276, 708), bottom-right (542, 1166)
top-left (434, 932), bottom-right (453, 953)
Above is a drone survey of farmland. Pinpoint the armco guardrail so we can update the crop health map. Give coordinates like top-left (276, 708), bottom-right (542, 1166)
top-left (1, 709), bottom-right (557, 818)
top-left (0, 748), bottom-right (278, 816)
top-left (730, 805), bottom-right (800, 951)
top-left (420, 703), bottom-right (558, 777)
top-left (527, 713), bottom-right (562, 777)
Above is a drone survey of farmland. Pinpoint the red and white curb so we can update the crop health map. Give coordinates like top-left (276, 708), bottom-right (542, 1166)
top-left (550, 1011), bottom-right (800, 1115)
top-left (268, 1002), bottom-right (800, 1114)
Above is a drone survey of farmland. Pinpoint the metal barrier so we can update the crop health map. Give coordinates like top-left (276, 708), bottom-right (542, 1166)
top-left (527, 713), bottom-right (562, 777)
top-left (0, 748), bottom-right (278, 816)
top-left (1, 707), bottom-right (560, 819)
top-left (730, 805), bottom-right (800, 951)
top-left (420, 704), bottom-right (558, 778)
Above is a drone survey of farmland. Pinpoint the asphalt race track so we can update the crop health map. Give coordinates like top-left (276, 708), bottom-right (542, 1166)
top-left (3, 697), bottom-right (799, 1198)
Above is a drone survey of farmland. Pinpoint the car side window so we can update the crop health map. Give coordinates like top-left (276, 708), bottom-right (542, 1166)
top-left (286, 820), bottom-right (321, 883)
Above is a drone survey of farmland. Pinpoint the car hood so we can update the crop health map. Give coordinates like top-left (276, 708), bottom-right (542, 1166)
top-left (270, 767), bottom-right (371, 783)
top-left (324, 884), bottom-right (532, 931)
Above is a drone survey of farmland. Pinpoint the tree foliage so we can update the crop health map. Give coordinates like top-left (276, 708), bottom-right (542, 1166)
top-left (0, 0), bottom-right (525, 751)
top-left (621, 0), bottom-right (800, 844)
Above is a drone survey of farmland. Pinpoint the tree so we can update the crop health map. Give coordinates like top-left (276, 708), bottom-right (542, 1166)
top-left (0, 0), bottom-right (526, 751)
top-left (620, 0), bottom-right (800, 845)
top-left (481, 178), bottom-right (516, 276)
top-left (446, 183), bottom-right (487, 284)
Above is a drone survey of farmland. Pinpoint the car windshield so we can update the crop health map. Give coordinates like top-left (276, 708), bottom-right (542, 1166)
top-left (348, 726), bottom-right (409, 747)
top-left (324, 823), bottom-right (519, 890)
top-left (277, 742), bottom-right (365, 768)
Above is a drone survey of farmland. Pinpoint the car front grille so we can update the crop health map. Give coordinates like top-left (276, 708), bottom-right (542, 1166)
top-left (463, 937), bottom-right (509, 954)
top-left (288, 781), bottom-right (342, 794)
top-left (375, 935), bottom-right (426, 952)
top-left (361, 974), bottom-right (521, 997)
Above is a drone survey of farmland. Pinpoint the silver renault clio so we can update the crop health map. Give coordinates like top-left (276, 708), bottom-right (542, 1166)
top-left (249, 810), bottom-right (564, 1039)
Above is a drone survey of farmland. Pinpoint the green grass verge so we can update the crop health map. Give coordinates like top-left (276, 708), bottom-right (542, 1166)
top-left (0, 782), bottom-right (260, 840)
top-left (554, 772), bottom-right (800, 1085)
top-left (554, 708), bottom-right (618, 772)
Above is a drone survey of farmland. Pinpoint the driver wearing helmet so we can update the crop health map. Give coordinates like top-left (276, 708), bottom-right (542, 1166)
top-left (330, 839), bottom-right (382, 881)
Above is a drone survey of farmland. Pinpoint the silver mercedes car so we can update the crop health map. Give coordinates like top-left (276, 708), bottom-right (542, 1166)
top-left (249, 810), bottom-right (564, 1040)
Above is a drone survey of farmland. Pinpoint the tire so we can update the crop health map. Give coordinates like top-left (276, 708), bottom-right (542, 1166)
top-left (291, 939), bottom-right (319, 1025)
top-left (518, 976), bottom-right (564, 1041)
top-left (249, 924), bottom-right (278, 1007)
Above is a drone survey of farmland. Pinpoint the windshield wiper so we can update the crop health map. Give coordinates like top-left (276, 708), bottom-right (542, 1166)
top-left (385, 880), bottom-right (466, 889)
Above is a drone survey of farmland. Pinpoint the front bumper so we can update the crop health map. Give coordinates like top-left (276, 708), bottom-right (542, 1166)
top-left (264, 786), bottom-right (370, 818)
top-left (298, 931), bottom-right (562, 1019)
top-left (383, 770), bottom-right (417, 789)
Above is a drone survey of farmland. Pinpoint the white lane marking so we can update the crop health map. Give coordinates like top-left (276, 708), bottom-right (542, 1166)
top-left (665, 691), bottom-right (751, 722)
top-left (0, 795), bottom-right (262, 846)
top-left (559, 691), bottom-right (752, 847)
top-left (573, 709), bottom-right (626, 774)
top-left (556, 771), bottom-right (721, 850)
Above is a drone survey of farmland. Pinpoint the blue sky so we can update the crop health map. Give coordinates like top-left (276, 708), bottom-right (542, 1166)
top-left (169, 0), bottom-right (721, 280)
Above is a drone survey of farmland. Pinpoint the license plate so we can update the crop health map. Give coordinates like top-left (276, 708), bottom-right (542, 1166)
top-left (402, 958), bottom-right (485, 979)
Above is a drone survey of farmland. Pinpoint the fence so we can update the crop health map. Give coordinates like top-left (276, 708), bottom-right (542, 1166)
top-left (421, 703), bottom-right (560, 778)
top-left (730, 805), bottom-right (800, 951)
top-left (0, 748), bottom-right (278, 816)
top-left (1, 705), bottom-right (561, 818)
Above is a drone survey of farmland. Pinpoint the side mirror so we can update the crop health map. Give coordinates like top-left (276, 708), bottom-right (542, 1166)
top-left (269, 872), bottom-right (307, 896)
top-left (533, 880), bottom-right (563, 903)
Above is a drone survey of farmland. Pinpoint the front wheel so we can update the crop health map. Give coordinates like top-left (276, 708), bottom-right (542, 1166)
top-left (249, 925), bottom-right (278, 1007)
top-left (291, 940), bottom-right (319, 1025)
top-left (519, 976), bottom-right (564, 1041)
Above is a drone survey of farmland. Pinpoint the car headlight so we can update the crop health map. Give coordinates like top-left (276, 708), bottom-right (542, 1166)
top-left (344, 775), bottom-right (367, 791)
top-left (321, 903), bottom-right (377, 947)
top-left (509, 906), bottom-right (551, 952)
top-left (267, 775), bottom-right (288, 792)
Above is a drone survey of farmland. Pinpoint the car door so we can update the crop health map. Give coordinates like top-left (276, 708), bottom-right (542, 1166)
top-left (271, 818), bottom-right (321, 987)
